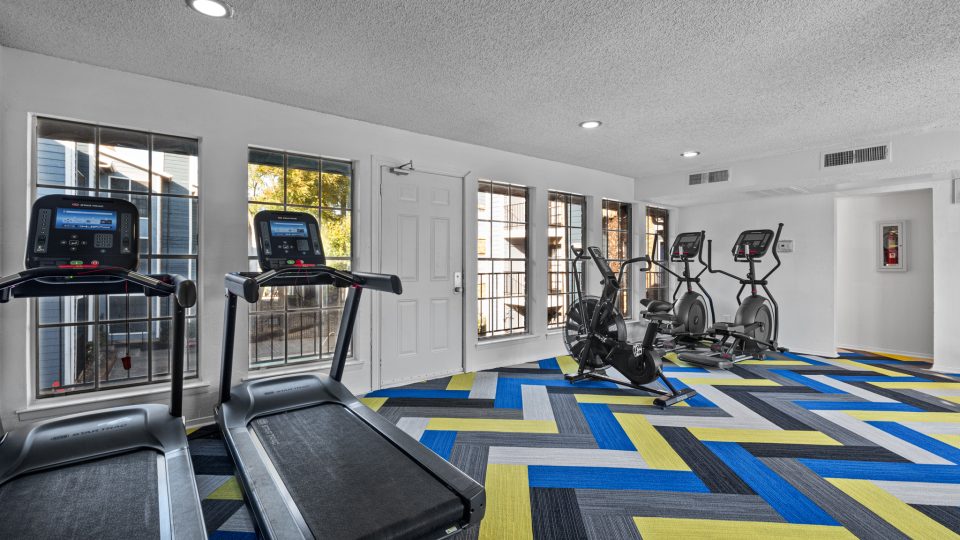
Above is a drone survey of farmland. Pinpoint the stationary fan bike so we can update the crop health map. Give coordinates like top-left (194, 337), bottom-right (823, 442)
top-left (562, 245), bottom-right (697, 407)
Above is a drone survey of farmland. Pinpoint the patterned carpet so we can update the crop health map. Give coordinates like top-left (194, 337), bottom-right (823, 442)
top-left (190, 349), bottom-right (960, 539)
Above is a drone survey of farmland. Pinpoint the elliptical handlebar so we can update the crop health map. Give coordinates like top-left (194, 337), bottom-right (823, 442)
top-left (760, 223), bottom-right (784, 282)
top-left (617, 255), bottom-right (650, 286)
top-left (705, 239), bottom-right (744, 282)
top-left (647, 231), bottom-right (681, 280)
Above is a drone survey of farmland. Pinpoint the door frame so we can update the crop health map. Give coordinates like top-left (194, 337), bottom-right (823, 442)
top-left (371, 155), bottom-right (470, 390)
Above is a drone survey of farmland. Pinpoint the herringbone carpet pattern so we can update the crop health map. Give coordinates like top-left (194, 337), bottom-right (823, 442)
top-left (195, 350), bottom-right (960, 539)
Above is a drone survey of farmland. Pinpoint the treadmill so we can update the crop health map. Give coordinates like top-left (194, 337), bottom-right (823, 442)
top-left (217, 210), bottom-right (484, 539)
top-left (0, 195), bottom-right (206, 539)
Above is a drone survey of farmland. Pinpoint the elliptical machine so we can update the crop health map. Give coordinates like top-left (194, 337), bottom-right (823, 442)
top-left (678, 224), bottom-right (788, 368)
top-left (562, 245), bottom-right (697, 407)
top-left (640, 231), bottom-right (715, 346)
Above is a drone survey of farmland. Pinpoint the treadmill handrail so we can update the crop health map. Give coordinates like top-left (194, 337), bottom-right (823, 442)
top-left (225, 266), bottom-right (402, 303)
top-left (0, 266), bottom-right (196, 308)
top-left (219, 266), bottom-right (402, 405)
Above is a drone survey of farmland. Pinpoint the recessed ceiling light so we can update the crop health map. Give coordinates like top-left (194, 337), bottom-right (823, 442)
top-left (579, 121), bottom-right (602, 129)
top-left (186, 0), bottom-right (233, 18)
top-left (681, 151), bottom-right (701, 158)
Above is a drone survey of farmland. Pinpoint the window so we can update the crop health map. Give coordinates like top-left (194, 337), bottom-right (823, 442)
top-left (477, 180), bottom-right (529, 338)
top-left (645, 206), bottom-right (670, 302)
top-left (247, 149), bottom-right (353, 368)
top-left (33, 117), bottom-right (199, 397)
top-left (601, 199), bottom-right (632, 318)
top-left (547, 191), bottom-right (585, 329)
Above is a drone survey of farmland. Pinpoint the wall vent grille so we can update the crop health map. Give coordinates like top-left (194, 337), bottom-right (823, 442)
top-left (689, 170), bottom-right (729, 185)
top-left (824, 145), bottom-right (888, 167)
top-left (708, 170), bottom-right (729, 183)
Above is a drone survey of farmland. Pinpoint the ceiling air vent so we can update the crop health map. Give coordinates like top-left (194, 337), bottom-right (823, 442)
top-left (708, 170), bottom-right (729, 183)
top-left (689, 170), bottom-right (729, 186)
top-left (823, 145), bottom-right (888, 168)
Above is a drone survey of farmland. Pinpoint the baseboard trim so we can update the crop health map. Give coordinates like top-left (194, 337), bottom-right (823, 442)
top-left (837, 343), bottom-right (933, 360)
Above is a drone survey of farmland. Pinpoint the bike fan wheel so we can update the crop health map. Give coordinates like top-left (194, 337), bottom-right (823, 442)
top-left (563, 296), bottom-right (627, 369)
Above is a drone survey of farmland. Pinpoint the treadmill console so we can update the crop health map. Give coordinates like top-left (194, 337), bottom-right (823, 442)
top-left (26, 195), bottom-right (138, 269)
top-left (587, 246), bottom-right (617, 281)
top-left (732, 229), bottom-right (774, 260)
top-left (253, 210), bottom-right (325, 270)
top-left (670, 232), bottom-right (703, 261)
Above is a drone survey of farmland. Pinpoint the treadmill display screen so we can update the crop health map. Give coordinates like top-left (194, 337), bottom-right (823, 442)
top-left (55, 208), bottom-right (117, 231)
top-left (270, 221), bottom-right (308, 238)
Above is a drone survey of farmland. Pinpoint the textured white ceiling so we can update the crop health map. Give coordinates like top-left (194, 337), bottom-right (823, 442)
top-left (2, 0), bottom-right (959, 178)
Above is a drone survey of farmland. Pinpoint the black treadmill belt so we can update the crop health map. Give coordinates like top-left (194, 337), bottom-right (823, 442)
top-left (251, 404), bottom-right (463, 539)
top-left (0, 449), bottom-right (161, 539)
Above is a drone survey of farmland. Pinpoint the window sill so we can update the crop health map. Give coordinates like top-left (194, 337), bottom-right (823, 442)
top-left (243, 359), bottom-right (364, 381)
top-left (17, 380), bottom-right (211, 419)
top-left (476, 333), bottom-right (540, 349)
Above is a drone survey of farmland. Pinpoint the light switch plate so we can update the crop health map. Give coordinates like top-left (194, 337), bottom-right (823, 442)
top-left (777, 240), bottom-right (794, 253)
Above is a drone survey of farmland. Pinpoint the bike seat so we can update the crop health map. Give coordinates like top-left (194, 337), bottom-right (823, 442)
top-left (641, 299), bottom-right (673, 313)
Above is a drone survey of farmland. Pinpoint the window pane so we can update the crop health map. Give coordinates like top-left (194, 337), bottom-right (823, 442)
top-left (321, 160), bottom-right (351, 209)
top-left (101, 321), bottom-right (150, 386)
top-left (36, 118), bottom-right (96, 190)
top-left (186, 317), bottom-right (198, 376)
top-left (37, 325), bottom-right (97, 395)
top-left (150, 319), bottom-right (172, 379)
top-left (286, 155), bottom-right (320, 207)
top-left (250, 312), bottom-right (286, 367)
top-left (322, 308), bottom-right (344, 356)
top-left (38, 296), bottom-right (93, 325)
top-left (248, 149), bottom-right (284, 204)
top-left (99, 128), bottom-right (150, 192)
top-left (152, 196), bottom-right (198, 255)
top-left (98, 293), bottom-right (149, 322)
top-left (287, 310), bottom-right (320, 362)
top-left (320, 210), bottom-right (351, 258)
top-left (153, 135), bottom-right (199, 196)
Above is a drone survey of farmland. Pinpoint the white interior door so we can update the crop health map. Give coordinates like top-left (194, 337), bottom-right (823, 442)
top-left (380, 166), bottom-right (464, 386)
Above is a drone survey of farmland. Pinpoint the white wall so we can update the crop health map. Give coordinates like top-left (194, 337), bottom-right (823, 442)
top-left (0, 47), bottom-right (638, 429)
top-left (836, 190), bottom-right (933, 357)
top-left (674, 193), bottom-right (837, 357)
top-left (932, 175), bottom-right (960, 372)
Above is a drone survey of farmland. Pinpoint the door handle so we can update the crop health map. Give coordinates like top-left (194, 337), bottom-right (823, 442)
top-left (453, 271), bottom-right (463, 293)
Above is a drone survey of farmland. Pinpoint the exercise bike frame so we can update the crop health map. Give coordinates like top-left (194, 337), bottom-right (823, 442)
top-left (565, 246), bottom-right (696, 408)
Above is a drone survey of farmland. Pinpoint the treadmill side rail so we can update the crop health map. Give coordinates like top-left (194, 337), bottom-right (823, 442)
top-left (217, 372), bottom-right (485, 539)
